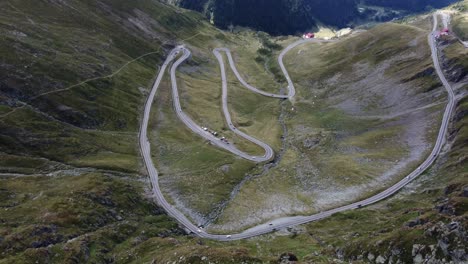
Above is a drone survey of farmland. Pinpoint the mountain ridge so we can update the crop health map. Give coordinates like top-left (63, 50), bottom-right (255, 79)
top-left (165, 0), bottom-right (460, 35)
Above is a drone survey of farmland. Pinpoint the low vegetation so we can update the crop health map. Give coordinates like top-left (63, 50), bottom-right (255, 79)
top-left (210, 21), bottom-right (447, 232)
top-left (0, 0), bottom-right (466, 263)
top-left (452, 0), bottom-right (468, 40)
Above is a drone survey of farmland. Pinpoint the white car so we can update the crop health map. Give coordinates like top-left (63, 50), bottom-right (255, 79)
top-left (226, 235), bottom-right (231, 238)
top-left (197, 229), bottom-right (202, 233)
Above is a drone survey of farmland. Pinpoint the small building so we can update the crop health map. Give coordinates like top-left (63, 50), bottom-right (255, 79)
top-left (436, 28), bottom-right (450, 39)
top-left (302, 32), bottom-right (315, 39)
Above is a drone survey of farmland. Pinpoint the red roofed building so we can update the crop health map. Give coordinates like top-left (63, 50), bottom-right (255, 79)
top-left (439, 28), bottom-right (450, 37)
top-left (302, 32), bottom-right (315, 39)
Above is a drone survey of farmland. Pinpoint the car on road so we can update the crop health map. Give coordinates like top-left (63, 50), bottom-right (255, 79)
top-left (197, 229), bottom-right (202, 233)
top-left (226, 235), bottom-right (231, 238)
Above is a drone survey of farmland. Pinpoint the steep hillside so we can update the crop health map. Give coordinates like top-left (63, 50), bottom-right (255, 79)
top-left (1, 0), bottom-right (467, 263)
top-left (169, 0), bottom-right (358, 35)
top-left (167, 0), bottom-right (460, 35)
top-left (204, 20), bottom-right (447, 232)
top-left (300, 91), bottom-right (467, 263)
top-left (452, 0), bottom-right (468, 41)
top-left (0, 0), bottom-right (210, 170)
top-left (149, 90), bottom-right (467, 263)
top-left (0, 0), bottom-right (260, 262)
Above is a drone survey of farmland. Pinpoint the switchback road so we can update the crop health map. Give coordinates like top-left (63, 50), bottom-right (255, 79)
top-left (140, 13), bottom-right (456, 241)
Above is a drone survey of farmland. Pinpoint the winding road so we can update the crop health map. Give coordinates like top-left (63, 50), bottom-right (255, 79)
top-left (139, 13), bottom-right (456, 241)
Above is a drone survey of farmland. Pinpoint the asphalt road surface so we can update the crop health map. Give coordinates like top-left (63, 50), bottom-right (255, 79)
top-left (148, 46), bottom-right (273, 162)
top-left (139, 13), bottom-right (456, 241)
top-left (214, 48), bottom-right (290, 98)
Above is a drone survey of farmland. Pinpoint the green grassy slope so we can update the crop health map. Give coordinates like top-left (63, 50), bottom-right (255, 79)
top-left (5, 96), bottom-right (462, 263)
top-left (0, 0), bottom-right (272, 219)
top-left (0, 0), bottom-right (258, 262)
top-left (452, 0), bottom-right (468, 40)
top-left (298, 95), bottom-right (468, 263)
top-left (100, 72), bottom-right (467, 264)
top-left (0, 0), bottom-right (205, 172)
top-left (0, 0), bottom-right (193, 262)
top-left (0, 173), bottom-right (181, 263)
top-left (445, 0), bottom-right (468, 81)
top-left (210, 20), bottom-right (449, 231)
top-left (1, 0), bottom-right (467, 263)
top-left (0, 0), bottom-right (292, 261)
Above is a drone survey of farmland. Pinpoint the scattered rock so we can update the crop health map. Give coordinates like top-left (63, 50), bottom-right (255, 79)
top-left (406, 218), bottom-right (425, 228)
top-left (375, 255), bottom-right (386, 264)
top-left (10, 30), bottom-right (27, 38)
top-left (303, 138), bottom-right (320, 149)
top-left (436, 203), bottom-right (456, 215)
top-left (413, 253), bottom-right (424, 264)
top-left (444, 184), bottom-right (459, 195)
top-left (335, 248), bottom-right (344, 260)
top-left (412, 244), bottom-right (424, 257)
top-left (279, 252), bottom-right (298, 263)
top-left (462, 186), bottom-right (468, 198)
top-left (220, 164), bottom-right (231, 173)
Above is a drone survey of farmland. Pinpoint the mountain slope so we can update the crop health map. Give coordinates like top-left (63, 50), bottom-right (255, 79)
top-left (0, 0), bottom-right (215, 171)
top-left (168, 0), bottom-right (460, 35)
top-left (172, 0), bottom-right (358, 35)
top-left (0, 0), bottom-right (467, 263)
top-left (0, 0), bottom-right (252, 262)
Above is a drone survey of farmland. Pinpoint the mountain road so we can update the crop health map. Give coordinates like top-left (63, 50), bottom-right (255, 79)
top-left (139, 12), bottom-right (456, 241)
